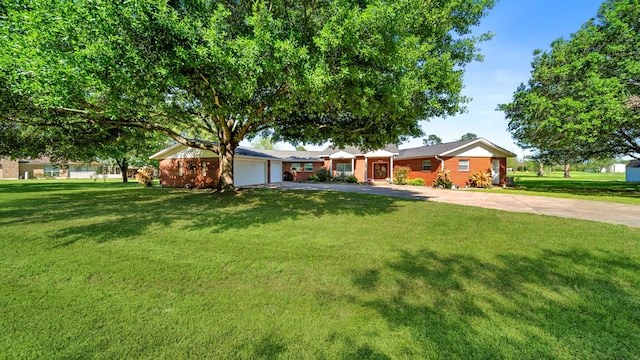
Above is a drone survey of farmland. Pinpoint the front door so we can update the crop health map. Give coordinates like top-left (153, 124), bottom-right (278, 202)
top-left (491, 159), bottom-right (500, 185)
top-left (373, 163), bottom-right (388, 180)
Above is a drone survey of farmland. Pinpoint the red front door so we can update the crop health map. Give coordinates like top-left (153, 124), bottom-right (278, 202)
top-left (373, 163), bottom-right (388, 179)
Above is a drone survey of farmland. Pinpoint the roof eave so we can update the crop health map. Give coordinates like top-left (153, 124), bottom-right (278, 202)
top-left (149, 143), bottom-right (184, 160)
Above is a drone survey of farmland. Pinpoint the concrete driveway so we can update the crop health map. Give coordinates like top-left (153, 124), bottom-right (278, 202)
top-left (266, 182), bottom-right (640, 228)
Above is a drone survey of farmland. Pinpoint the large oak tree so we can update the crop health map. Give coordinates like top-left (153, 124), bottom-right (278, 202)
top-left (499, 0), bottom-right (639, 161)
top-left (1, 0), bottom-right (495, 191)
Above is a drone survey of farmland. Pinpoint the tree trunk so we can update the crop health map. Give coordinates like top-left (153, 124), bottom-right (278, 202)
top-left (564, 161), bottom-right (571, 178)
top-left (116, 158), bottom-right (129, 183)
top-left (217, 142), bottom-right (236, 192)
top-left (538, 161), bottom-right (545, 177)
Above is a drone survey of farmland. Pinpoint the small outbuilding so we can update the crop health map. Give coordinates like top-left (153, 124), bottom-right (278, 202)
top-left (626, 160), bottom-right (640, 182)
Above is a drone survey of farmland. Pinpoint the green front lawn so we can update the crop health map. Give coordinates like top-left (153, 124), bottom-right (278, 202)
top-left (1, 180), bottom-right (639, 359)
top-left (485, 172), bottom-right (640, 205)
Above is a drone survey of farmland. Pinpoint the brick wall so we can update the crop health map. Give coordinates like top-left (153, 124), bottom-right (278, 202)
top-left (159, 158), bottom-right (218, 188)
top-left (395, 157), bottom-right (506, 187)
top-left (0, 159), bottom-right (19, 179)
top-left (282, 161), bottom-right (324, 181)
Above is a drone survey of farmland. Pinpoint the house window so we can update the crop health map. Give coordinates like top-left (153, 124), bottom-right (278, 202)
top-left (336, 163), bottom-right (352, 176)
top-left (291, 163), bottom-right (301, 171)
top-left (178, 161), bottom-right (183, 176)
top-left (44, 166), bottom-right (60, 177)
top-left (304, 163), bottom-right (314, 172)
top-left (201, 161), bottom-right (207, 177)
top-left (459, 160), bottom-right (470, 172)
top-left (422, 160), bottom-right (431, 171)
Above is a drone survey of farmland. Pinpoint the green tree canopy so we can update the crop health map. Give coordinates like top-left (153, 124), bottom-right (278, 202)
top-left (1, 0), bottom-right (495, 191)
top-left (250, 136), bottom-right (278, 150)
top-left (0, 122), bottom-right (170, 182)
top-left (460, 133), bottom-right (478, 141)
top-left (499, 0), bottom-right (640, 160)
top-left (423, 134), bottom-right (442, 146)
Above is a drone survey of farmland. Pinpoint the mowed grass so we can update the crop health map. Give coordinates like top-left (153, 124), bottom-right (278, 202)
top-left (487, 172), bottom-right (640, 205)
top-left (1, 180), bottom-right (639, 359)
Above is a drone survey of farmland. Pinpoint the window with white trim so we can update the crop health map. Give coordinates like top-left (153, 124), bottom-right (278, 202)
top-left (336, 163), bottom-right (353, 176)
top-left (291, 163), bottom-right (301, 171)
top-left (201, 161), bottom-right (207, 177)
top-left (459, 160), bottom-right (470, 171)
top-left (422, 160), bottom-right (431, 171)
top-left (304, 163), bottom-right (314, 172)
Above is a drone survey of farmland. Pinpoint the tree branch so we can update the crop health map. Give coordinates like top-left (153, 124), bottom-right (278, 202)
top-left (199, 73), bottom-right (222, 108)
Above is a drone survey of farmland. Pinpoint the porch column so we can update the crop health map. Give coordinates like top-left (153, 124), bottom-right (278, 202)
top-left (364, 158), bottom-right (368, 180)
top-left (329, 159), bottom-right (333, 177)
top-left (351, 158), bottom-right (354, 177)
top-left (390, 156), bottom-right (394, 183)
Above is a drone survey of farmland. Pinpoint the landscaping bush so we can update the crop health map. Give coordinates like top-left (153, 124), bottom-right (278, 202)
top-left (393, 165), bottom-right (412, 185)
top-left (314, 167), bottom-right (331, 182)
top-left (135, 167), bottom-right (154, 187)
top-left (308, 175), bottom-right (320, 182)
top-left (467, 171), bottom-right (492, 188)
top-left (433, 168), bottom-right (453, 189)
top-left (407, 178), bottom-right (426, 186)
top-left (345, 175), bottom-right (358, 183)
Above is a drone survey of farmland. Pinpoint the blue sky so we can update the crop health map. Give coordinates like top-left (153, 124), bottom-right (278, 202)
top-left (260, 0), bottom-right (606, 155)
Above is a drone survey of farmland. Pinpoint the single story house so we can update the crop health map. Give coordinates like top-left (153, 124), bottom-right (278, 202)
top-left (0, 157), bottom-right (110, 180)
top-left (626, 160), bottom-right (640, 182)
top-left (150, 138), bottom-right (516, 189)
top-left (394, 139), bottom-right (515, 187)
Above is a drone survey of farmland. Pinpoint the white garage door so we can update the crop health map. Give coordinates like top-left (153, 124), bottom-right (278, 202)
top-left (270, 161), bottom-right (282, 183)
top-left (234, 158), bottom-right (267, 187)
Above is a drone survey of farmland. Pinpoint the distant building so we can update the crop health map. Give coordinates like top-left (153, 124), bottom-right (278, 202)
top-left (604, 163), bottom-right (627, 173)
top-left (626, 160), bottom-right (640, 182)
top-left (0, 157), bottom-right (116, 180)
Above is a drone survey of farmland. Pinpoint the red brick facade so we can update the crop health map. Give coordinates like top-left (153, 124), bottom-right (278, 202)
top-left (395, 156), bottom-right (507, 187)
top-left (159, 158), bottom-right (219, 188)
top-left (281, 161), bottom-right (325, 181)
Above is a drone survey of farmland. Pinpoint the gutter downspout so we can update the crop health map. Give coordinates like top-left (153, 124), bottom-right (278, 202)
top-left (435, 155), bottom-right (445, 171)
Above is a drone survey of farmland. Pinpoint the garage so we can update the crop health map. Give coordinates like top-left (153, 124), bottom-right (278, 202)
top-left (270, 161), bottom-right (282, 183)
top-left (150, 143), bottom-right (321, 188)
top-left (234, 157), bottom-right (267, 187)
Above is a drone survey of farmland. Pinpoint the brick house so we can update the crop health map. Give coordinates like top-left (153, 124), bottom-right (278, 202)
top-left (394, 138), bottom-right (515, 187)
top-left (150, 138), bottom-right (516, 188)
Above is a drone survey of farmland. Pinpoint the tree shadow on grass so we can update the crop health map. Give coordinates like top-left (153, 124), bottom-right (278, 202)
top-left (249, 332), bottom-right (287, 359)
top-left (0, 181), bottom-right (131, 195)
top-left (341, 343), bottom-right (392, 360)
top-left (0, 184), bottom-right (401, 246)
top-left (350, 248), bottom-right (640, 358)
top-left (183, 188), bottom-right (400, 234)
